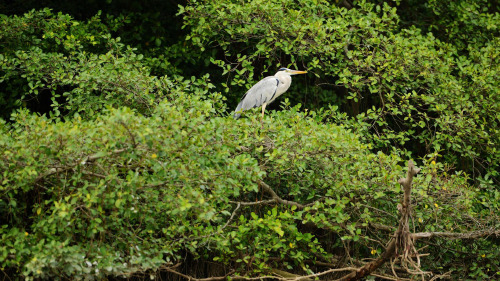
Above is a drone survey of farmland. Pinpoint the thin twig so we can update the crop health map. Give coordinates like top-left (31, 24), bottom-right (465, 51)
top-left (119, 120), bottom-right (138, 148)
top-left (198, 203), bottom-right (241, 246)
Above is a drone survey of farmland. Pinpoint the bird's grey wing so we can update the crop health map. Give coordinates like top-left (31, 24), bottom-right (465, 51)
top-left (234, 76), bottom-right (279, 119)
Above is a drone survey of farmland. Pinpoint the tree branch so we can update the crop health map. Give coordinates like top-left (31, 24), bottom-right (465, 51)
top-left (231, 181), bottom-right (320, 209)
top-left (163, 263), bottom-right (234, 281)
top-left (258, 180), bottom-right (307, 209)
top-left (164, 263), bottom-right (356, 281)
top-left (412, 228), bottom-right (500, 240)
top-left (271, 266), bottom-right (357, 281)
top-left (230, 199), bottom-right (276, 206)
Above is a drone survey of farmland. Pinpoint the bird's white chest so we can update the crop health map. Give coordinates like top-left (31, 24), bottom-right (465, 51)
top-left (274, 76), bottom-right (292, 99)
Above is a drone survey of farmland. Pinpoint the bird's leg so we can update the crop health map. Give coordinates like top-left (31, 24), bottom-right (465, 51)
top-left (260, 103), bottom-right (267, 129)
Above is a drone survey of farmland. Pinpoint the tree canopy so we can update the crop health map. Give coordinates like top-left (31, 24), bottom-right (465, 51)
top-left (0, 0), bottom-right (499, 280)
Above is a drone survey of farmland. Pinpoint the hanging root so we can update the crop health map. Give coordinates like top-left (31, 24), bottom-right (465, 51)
top-left (394, 161), bottom-right (429, 277)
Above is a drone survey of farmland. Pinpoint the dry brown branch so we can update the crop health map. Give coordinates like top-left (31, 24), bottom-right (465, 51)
top-left (163, 264), bottom-right (234, 281)
top-left (81, 171), bottom-right (107, 178)
top-left (412, 228), bottom-right (500, 240)
top-left (164, 263), bottom-right (357, 281)
top-left (369, 222), bottom-right (395, 232)
top-left (336, 238), bottom-right (398, 281)
top-left (259, 180), bottom-right (307, 209)
top-left (271, 268), bottom-right (313, 280)
top-left (274, 267), bottom-right (357, 280)
top-left (234, 266), bottom-right (357, 281)
top-left (428, 270), bottom-right (452, 281)
top-left (231, 181), bottom-right (322, 209)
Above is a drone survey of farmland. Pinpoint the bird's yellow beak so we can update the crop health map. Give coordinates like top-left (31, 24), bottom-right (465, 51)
top-left (291, 70), bottom-right (307, 75)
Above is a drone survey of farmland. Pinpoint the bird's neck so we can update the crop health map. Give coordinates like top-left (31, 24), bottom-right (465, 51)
top-left (275, 72), bottom-right (292, 85)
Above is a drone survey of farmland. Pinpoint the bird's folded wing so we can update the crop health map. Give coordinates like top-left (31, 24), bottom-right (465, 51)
top-left (234, 76), bottom-right (279, 118)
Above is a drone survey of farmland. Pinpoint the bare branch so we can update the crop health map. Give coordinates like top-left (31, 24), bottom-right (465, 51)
top-left (412, 228), bottom-right (500, 240)
top-left (369, 222), bottom-right (395, 232)
top-left (230, 199), bottom-right (276, 206)
top-left (398, 160), bottom-right (421, 212)
top-left (235, 266), bottom-right (357, 281)
top-left (371, 273), bottom-right (411, 281)
top-left (81, 171), bottom-right (107, 178)
top-left (164, 264), bottom-right (356, 281)
top-left (258, 180), bottom-right (307, 209)
top-left (428, 270), bottom-right (452, 281)
top-left (231, 181), bottom-right (319, 209)
top-left (163, 264), bottom-right (234, 281)
top-left (273, 267), bottom-right (357, 281)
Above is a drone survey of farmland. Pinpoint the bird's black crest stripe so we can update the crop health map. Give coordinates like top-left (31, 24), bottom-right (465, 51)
top-left (270, 78), bottom-right (279, 101)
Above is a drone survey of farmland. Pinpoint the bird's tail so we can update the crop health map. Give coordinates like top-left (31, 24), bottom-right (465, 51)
top-left (233, 102), bottom-right (243, 119)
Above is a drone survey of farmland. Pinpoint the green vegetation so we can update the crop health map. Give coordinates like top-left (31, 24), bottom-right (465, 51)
top-left (0, 1), bottom-right (498, 280)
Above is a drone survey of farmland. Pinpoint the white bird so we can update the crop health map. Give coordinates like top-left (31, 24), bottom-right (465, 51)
top-left (233, 68), bottom-right (307, 123)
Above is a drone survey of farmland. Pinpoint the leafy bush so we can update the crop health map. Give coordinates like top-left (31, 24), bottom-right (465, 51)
top-left (418, 0), bottom-right (499, 52)
top-left (0, 9), bottom-right (182, 119)
top-left (1, 96), bottom-right (498, 279)
top-left (0, 3), bottom-right (498, 280)
top-left (180, 0), bottom-right (500, 188)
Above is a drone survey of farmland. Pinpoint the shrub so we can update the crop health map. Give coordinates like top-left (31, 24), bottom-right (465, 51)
top-left (1, 98), bottom-right (498, 279)
top-left (0, 5), bottom-right (498, 280)
top-left (180, 0), bottom-right (500, 188)
top-left (0, 9), bottom-right (182, 119)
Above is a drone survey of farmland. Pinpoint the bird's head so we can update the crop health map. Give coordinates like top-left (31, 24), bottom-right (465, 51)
top-left (278, 68), bottom-right (307, 75)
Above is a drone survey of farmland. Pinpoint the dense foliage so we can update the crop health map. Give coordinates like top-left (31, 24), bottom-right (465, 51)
top-left (1, 0), bottom-right (499, 280)
top-left (181, 0), bottom-right (500, 188)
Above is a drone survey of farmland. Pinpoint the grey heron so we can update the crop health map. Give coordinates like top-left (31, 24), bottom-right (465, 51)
top-left (233, 68), bottom-right (307, 123)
